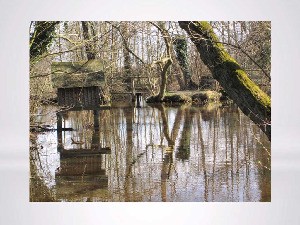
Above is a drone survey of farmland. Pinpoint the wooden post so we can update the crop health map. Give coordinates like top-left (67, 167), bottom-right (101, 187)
top-left (93, 110), bottom-right (100, 130)
top-left (56, 112), bottom-right (63, 152)
top-left (57, 112), bottom-right (62, 131)
top-left (91, 129), bottom-right (100, 150)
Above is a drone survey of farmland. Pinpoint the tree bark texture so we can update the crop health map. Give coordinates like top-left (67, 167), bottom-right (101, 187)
top-left (30, 21), bottom-right (59, 60)
top-left (152, 22), bottom-right (173, 101)
top-left (81, 21), bottom-right (96, 60)
top-left (178, 21), bottom-right (271, 140)
top-left (174, 38), bottom-right (197, 89)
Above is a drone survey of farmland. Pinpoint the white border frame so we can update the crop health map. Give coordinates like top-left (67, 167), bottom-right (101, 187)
top-left (1, 0), bottom-right (300, 224)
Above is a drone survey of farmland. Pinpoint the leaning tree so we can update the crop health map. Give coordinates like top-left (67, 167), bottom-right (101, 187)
top-left (179, 21), bottom-right (271, 140)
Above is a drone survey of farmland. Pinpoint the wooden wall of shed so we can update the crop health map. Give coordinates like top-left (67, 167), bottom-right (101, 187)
top-left (57, 86), bottom-right (104, 107)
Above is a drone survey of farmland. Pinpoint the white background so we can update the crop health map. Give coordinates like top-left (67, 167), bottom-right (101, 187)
top-left (0, 0), bottom-right (300, 224)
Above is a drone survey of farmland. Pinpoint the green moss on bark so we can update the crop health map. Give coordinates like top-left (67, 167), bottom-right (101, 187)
top-left (179, 21), bottom-right (271, 140)
top-left (30, 21), bottom-right (59, 60)
top-left (174, 38), bottom-right (196, 89)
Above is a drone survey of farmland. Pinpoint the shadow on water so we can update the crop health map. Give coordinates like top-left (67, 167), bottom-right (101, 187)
top-left (30, 101), bottom-right (271, 202)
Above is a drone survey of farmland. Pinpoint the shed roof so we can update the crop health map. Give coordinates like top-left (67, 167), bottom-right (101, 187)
top-left (51, 60), bottom-right (105, 88)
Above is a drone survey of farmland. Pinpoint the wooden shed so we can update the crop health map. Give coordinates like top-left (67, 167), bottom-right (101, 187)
top-left (51, 60), bottom-right (107, 108)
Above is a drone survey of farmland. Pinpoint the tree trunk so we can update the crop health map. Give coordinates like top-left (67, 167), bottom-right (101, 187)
top-left (178, 21), bottom-right (271, 140)
top-left (174, 37), bottom-right (197, 90)
top-left (30, 21), bottom-right (59, 61)
top-left (151, 22), bottom-right (173, 101)
top-left (123, 43), bottom-right (132, 78)
top-left (120, 22), bottom-right (132, 78)
top-left (81, 21), bottom-right (96, 60)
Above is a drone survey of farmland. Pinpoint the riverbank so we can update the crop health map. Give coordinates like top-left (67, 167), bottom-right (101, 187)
top-left (146, 90), bottom-right (229, 105)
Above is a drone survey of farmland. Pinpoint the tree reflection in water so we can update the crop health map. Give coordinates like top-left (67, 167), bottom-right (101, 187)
top-left (30, 103), bottom-right (271, 202)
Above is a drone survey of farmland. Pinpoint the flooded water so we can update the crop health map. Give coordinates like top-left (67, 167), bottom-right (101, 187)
top-left (30, 102), bottom-right (271, 202)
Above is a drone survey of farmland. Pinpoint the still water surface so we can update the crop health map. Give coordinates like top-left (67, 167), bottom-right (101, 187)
top-left (30, 102), bottom-right (270, 202)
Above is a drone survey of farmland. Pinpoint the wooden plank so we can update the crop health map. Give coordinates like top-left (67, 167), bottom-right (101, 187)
top-left (61, 88), bottom-right (65, 105)
top-left (95, 87), bottom-right (100, 105)
top-left (87, 87), bottom-right (91, 106)
top-left (79, 87), bottom-right (84, 106)
top-left (66, 89), bottom-right (70, 105)
top-left (90, 87), bottom-right (93, 106)
top-left (57, 89), bottom-right (62, 105)
top-left (61, 88), bottom-right (65, 106)
top-left (72, 88), bottom-right (76, 106)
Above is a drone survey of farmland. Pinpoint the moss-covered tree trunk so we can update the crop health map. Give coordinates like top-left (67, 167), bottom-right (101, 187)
top-left (179, 21), bottom-right (271, 140)
top-left (174, 37), bottom-right (197, 90)
top-left (30, 21), bottom-right (59, 61)
top-left (81, 21), bottom-right (96, 60)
